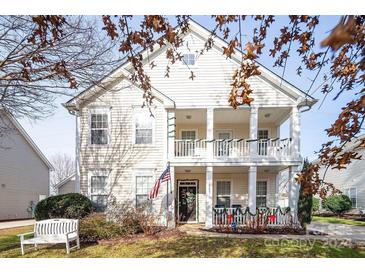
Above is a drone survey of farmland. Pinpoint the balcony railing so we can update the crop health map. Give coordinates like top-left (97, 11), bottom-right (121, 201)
top-left (174, 138), bottom-right (291, 158)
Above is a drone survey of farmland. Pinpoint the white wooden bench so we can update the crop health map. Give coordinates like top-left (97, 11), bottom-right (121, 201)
top-left (17, 218), bottom-right (80, 255)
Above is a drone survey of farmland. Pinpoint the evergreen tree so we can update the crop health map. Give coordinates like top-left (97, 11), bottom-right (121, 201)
top-left (297, 158), bottom-right (313, 229)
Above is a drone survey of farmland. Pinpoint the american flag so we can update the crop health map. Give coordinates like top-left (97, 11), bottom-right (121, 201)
top-left (148, 165), bottom-right (171, 200)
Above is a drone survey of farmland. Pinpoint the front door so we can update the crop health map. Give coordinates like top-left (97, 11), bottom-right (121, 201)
top-left (178, 180), bottom-right (198, 223)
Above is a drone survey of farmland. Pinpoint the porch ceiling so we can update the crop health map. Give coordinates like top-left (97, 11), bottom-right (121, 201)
top-left (174, 166), bottom-right (288, 174)
top-left (175, 107), bottom-right (292, 125)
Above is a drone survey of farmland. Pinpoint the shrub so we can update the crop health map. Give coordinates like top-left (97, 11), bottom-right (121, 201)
top-left (106, 195), bottom-right (160, 235)
top-left (323, 194), bottom-right (352, 215)
top-left (79, 213), bottom-right (125, 243)
top-left (312, 198), bottom-right (320, 212)
top-left (297, 184), bottom-right (313, 228)
top-left (34, 193), bottom-right (92, 220)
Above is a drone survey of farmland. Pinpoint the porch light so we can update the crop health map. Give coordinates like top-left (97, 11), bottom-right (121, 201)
top-left (185, 169), bottom-right (191, 173)
top-left (186, 115), bottom-right (192, 120)
top-left (264, 113), bottom-right (271, 118)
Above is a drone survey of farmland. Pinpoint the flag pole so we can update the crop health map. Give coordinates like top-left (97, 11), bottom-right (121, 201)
top-left (166, 162), bottom-right (170, 228)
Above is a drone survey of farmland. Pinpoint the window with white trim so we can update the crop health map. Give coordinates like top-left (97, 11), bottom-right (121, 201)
top-left (135, 175), bottom-right (154, 208)
top-left (256, 181), bottom-right (267, 208)
top-left (134, 111), bottom-right (153, 144)
top-left (181, 130), bottom-right (196, 140)
top-left (90, 171), bottom-right (109, 211)
top-left (216, 181), bottom-right (231, 208)
top-left (346, 187), bottom-right (357, 208)
top-left (182, 53), bottom-right (196, 66)
top-left (90, 109), bottom-right (109, 145)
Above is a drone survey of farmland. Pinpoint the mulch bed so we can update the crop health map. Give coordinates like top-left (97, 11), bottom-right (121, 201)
top-left (98, 229), bottom-right (187, 245)
top-left (203, 226), bottom-right (306, 235)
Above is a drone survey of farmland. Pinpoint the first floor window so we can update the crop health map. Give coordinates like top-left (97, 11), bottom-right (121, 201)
top-left (136, 175), bottom-right (154, 208)
top-left (90, 109), bottom-right (109, 145)
top-left (90, 174), bottom-right (108, 211)
top-left (134, 111), bottom-right (153, 144)
top-left (256, 181), bottom-right (267, 208)
top-left (216, 181), bottom-right (231, 208)
top-left (346, 187), bottom-right (357, 208)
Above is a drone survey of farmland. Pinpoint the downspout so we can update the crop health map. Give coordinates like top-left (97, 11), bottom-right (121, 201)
top-left (75, 110), bottom-right (81, 194)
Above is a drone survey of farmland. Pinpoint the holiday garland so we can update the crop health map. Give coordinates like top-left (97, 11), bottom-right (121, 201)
top-left (212, 206), bottom-right (291, 217)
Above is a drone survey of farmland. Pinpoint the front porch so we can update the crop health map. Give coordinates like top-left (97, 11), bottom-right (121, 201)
top-left (171, 165), bottom-right (300, 228)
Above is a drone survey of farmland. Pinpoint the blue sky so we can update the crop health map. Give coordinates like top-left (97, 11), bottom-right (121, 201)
top-left (19, 15), bottom-right (360, 161)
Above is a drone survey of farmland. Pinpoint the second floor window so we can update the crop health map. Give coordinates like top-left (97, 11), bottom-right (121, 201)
top-left (90, 109), bottom-right (109, 145)
top-left (134, 111), bottom-right (153, 144)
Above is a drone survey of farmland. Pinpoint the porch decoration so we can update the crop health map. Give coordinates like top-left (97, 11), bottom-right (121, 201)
top-left (212, 206), bottom-right (297, 230)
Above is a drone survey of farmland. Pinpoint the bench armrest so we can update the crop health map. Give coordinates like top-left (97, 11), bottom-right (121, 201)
top-left (65, 230), bottom-right (78, 236)
top-left (17, 232), bottom-right (34, 237)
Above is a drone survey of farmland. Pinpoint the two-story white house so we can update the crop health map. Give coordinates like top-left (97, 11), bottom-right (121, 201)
top-left (64, 20), bottom-right (317, 228)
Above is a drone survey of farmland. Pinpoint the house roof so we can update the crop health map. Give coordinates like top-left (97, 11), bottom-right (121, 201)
top-left (64, 18), bottom-right (317, 111)
top-left (55, 173), bottom-right (76, 189)
top-left (1, 110), bottom-right (54, 170)
top-left (312, 134), bottom-right (365, 165)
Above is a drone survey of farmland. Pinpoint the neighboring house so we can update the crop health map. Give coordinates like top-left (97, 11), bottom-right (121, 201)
top-left (315, 134), bottom-right (365, 213)
top-left (63, 20), bottom-right (317, 227)
top-left (55, 173), bottom-right (76, 195)
top-left (0, 110), bottom-right (53, 220)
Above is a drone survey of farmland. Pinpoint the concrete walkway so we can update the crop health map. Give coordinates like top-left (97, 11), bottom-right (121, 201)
top-left (0, 219), bottom-right (35, 230)
top-left (177, 223), bottom-right (365, 245)
top-left (308, 221), bottom-right (365, 242)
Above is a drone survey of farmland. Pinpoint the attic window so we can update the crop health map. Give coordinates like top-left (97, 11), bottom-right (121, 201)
top-left (183, 53), bottom-right (196, 66)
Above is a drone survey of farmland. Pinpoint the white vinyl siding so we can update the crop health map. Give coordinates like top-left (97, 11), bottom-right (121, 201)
top-left (143, 33), bottom-right (296, 108)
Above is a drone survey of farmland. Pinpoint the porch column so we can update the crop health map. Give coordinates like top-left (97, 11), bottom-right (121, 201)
top-left (167, 110), bottom-right (176, 160)
top-left (248, 166), bottom-right (257, 214)
top-left (249, 106), bottom-right (258, 156)
top-left (205, 165), bottom-right (213, 228)
top-left (167, 166), bottom-right (175, 228)
top-left (288, 166), bottom-right (300, 213)
top-left (206, 108), bottom-right (214, 160)
top-left (290, 106), bottom-right (300, 158)
top-left (275, 172), bottom-right (280, 207)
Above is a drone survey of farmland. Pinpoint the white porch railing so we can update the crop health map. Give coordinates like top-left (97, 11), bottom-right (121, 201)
top-left (213, 139), bottom-right (250, 157)
top-left (257, 138), bottom-right (291, 157)
top-left (174, 138), bottom-right (291, 158)
top-left (212, 207), bottom-right (298, 228)
top-left (174, 139), bottom-right (207, 157)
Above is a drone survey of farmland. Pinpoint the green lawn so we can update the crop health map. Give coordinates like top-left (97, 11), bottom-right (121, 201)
top-left (1, 225), bottom-right (364, 258)
top-left (313, 216), bottom-right (365, 226)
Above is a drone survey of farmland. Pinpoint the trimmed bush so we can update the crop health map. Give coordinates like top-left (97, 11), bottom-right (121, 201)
top-left (79, 213), bottom-right (125, 243)
top-left (323, 194), bottom-right (352, 215)
top-left (34, 193), bottom-right (92, 221)
top-left (312, 198), bottom-right (320, 212)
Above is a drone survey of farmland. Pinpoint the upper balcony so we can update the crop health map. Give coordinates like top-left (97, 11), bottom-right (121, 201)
top-left (167, 107), bottom-right (301, 165)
